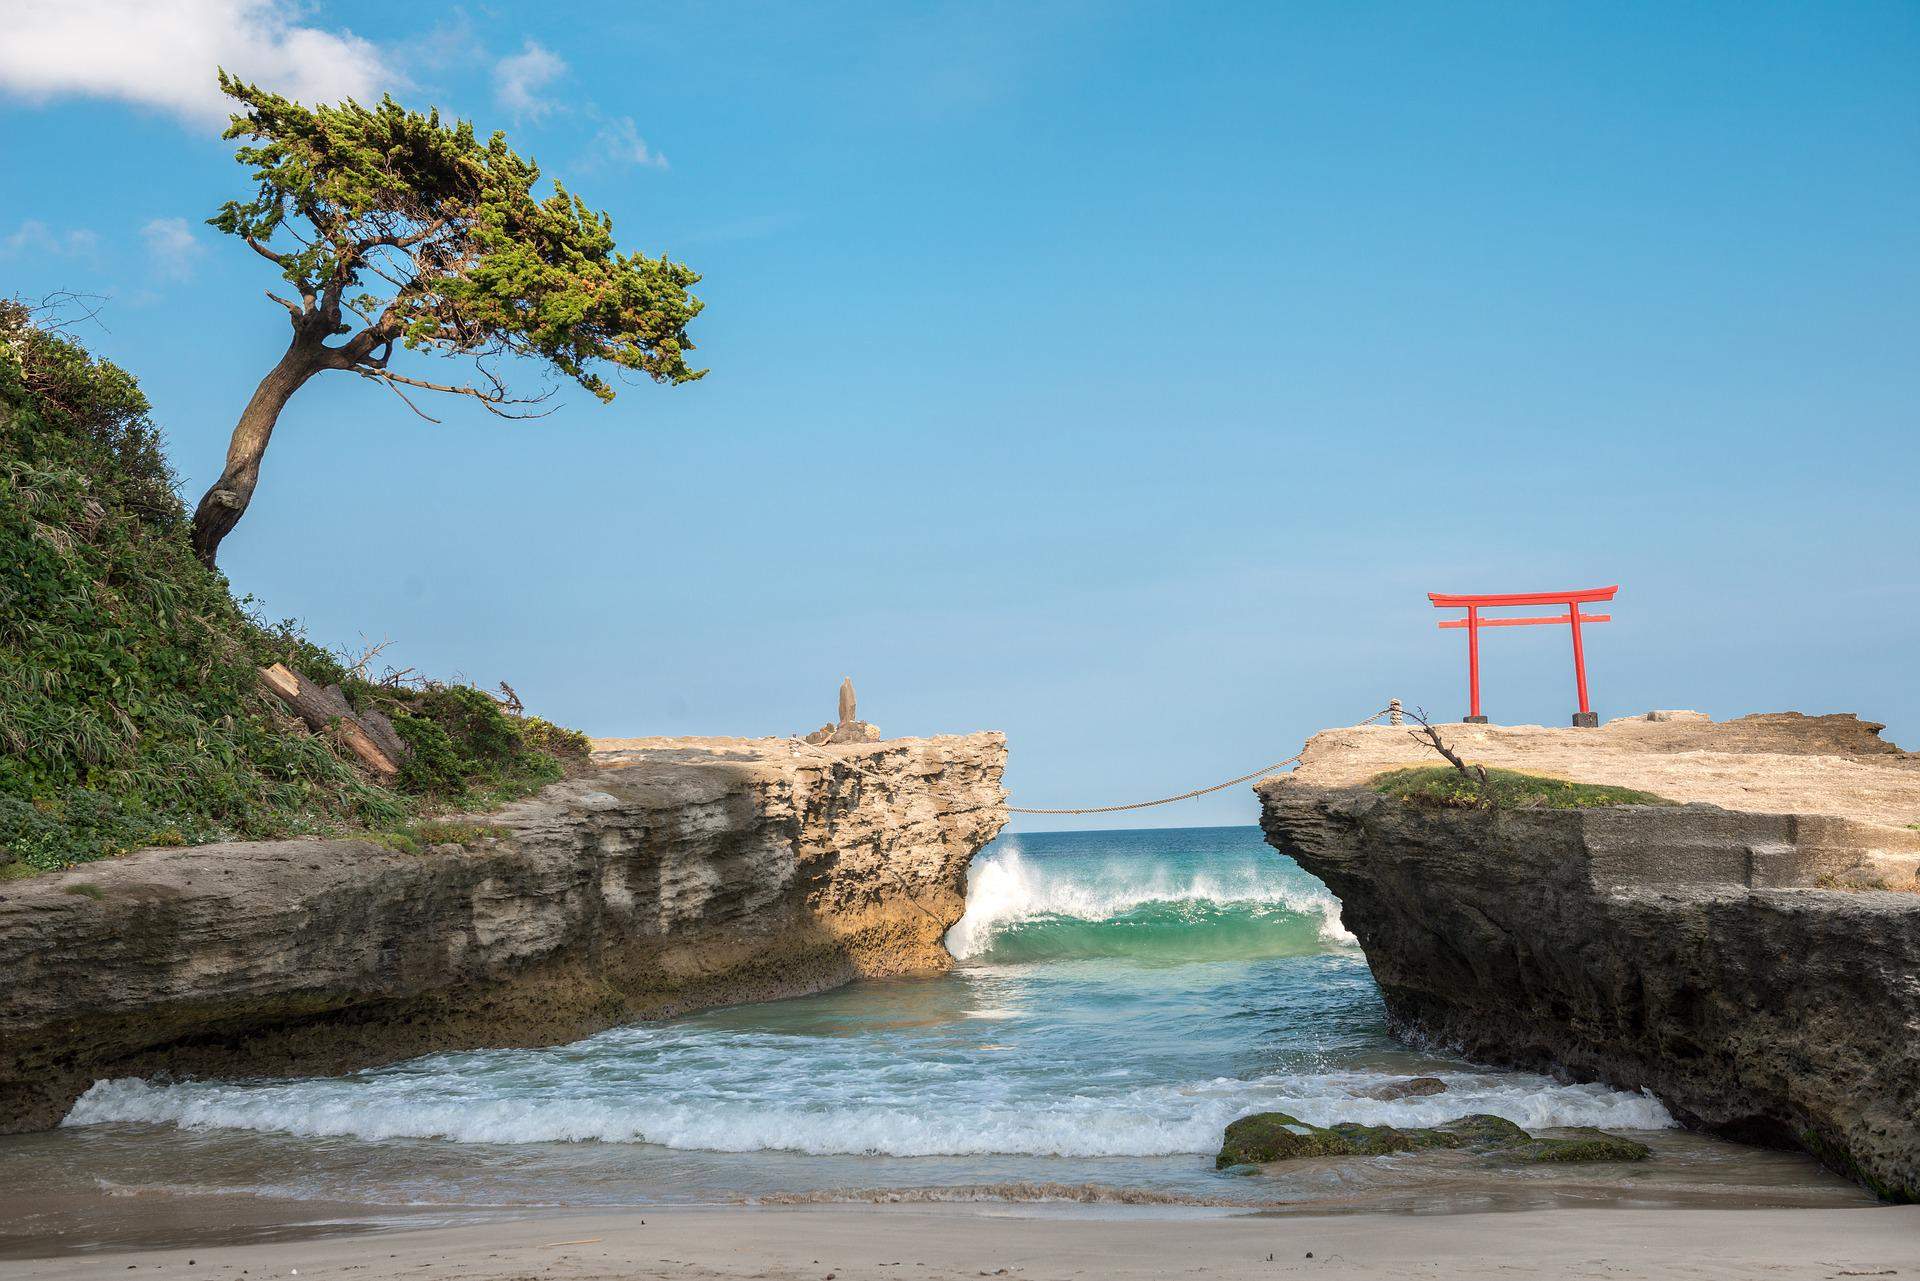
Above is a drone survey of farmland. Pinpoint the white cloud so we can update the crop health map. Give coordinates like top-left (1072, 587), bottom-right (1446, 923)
top-left (409, 13), bottom-right (486, 74)
top-left (0, 221), bottom-right (101, 258)
top-left (592, 116), bottom-right (668, 170)
top-left (141, 217), bottom-right (205, 282)
top-left (0, 0), bottom-right (397, 126)
top-left (494, 40), bottom-right (567, 122)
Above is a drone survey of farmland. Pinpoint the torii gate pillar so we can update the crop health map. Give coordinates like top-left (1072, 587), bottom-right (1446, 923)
top-left (1428, 586), bottom-right (1618, 728)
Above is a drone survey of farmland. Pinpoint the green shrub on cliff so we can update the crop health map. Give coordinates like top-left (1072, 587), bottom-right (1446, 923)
top-left (1371, 765), bottom-right (1675, 810)
top-left (0, 301), bottom-right (581, 871)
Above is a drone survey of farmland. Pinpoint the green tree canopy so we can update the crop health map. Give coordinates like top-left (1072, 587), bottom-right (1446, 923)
top-left (192, 73), bottom-right (705, 564)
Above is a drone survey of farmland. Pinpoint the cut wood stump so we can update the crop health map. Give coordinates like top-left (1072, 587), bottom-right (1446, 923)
top-left (259, 663), bottom-right (405, 782)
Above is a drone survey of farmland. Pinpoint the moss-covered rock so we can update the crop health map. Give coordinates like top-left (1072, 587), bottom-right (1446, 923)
top-left (1217, 1112), bottom-right (1358, 1166)
top-left (1217, 1111), bottom-right (1517, 1167)
top-left (1510, 1127), bottom-right (1652, 1163)
top-left (1431, 1114), bottom-right (1529, 1146)
top-left (1320, 1122), bottom-right (1415, 1155)
top-left (1216, 1111), bottom-right (1646, 1169)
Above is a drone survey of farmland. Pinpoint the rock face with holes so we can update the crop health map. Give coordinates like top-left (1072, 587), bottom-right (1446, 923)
top-left (0, 733), bottom-right (1006, 1135)
top-left (1258, 748), bottom-right (1920, 1199)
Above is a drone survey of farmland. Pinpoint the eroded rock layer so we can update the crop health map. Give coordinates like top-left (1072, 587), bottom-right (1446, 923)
top-left (1257, 779), bottom-right (1920, 1200)
top-left (0, 733), bottom-right (1006, 1134)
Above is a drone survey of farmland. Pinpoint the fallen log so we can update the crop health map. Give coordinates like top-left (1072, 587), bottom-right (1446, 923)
top-left (259, 663), bottom-right (403, 782)
top-left (336, 689), bottom-right (410, 766)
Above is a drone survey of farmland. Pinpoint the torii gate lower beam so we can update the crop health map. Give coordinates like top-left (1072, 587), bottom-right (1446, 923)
top-left (1428, 586), bottom-right (1619, 727)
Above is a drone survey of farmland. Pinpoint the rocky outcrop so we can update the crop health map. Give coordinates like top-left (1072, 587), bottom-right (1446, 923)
top-left (801, 677), bottom-right (883, 744)
top-left (0, 733), bottom-right (1006, 1135)
top-left (1290, 712), bottom-right (1920, 828)
top-left (1258, 779), bottom-right (1920, 1200)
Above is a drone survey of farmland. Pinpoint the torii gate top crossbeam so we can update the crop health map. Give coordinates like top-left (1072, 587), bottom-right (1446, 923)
top-left (1427, 586), bottom-right (1618, 608)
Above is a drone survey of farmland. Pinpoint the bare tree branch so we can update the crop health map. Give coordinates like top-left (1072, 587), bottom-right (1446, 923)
top-left (359, 254), bottom-right (413, 291)
top-left (365, 217), bottom-right (449, 251)
top-left (1402, 705), bottom-right (1493, 806)
top-left (241, 232), bottom-right (287, 266)
top-left (368, 372), bottom-right (444, 422)
top-left (355, 366), bottom-right (557, 418)
top-left (26, 291), bottom-right (109, 336)
top-left (344, 634), bottom-right (396, 680)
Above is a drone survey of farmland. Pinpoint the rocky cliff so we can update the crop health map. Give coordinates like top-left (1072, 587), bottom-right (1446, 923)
top-left (0, 733), bottom-right (1006, 1135)
top-left (1290, 712), bottom-right (1920, 828)
top-left (1258, 716), bottom-right (1920, 1200)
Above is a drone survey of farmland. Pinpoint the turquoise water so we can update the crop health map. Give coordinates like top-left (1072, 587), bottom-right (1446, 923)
top-left (16, 827), bottom-right (1864, 1212)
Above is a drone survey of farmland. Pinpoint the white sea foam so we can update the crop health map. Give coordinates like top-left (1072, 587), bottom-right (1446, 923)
top-left (66, 1063), bottom-right (1670, 1156)
top-left (944, 846), bottom-right (1354, 960)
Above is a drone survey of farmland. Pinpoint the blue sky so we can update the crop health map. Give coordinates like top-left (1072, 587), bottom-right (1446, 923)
top-left (3, 2), bottom-right (1916, 828)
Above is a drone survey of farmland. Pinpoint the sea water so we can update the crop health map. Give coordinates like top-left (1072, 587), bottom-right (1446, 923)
top-left (7, 827), bottom-right (1868, 1217)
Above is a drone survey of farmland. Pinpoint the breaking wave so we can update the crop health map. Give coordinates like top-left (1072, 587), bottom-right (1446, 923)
top-left (65, 1066), bottom-right (1671, 1155)
top-left (945, 846), bottom-right (1354, 963)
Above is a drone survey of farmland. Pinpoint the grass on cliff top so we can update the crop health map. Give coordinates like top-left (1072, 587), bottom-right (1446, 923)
top-left (0, 300), bottom-right (589, 873)
top-left (1372, 766), bottom-right (1677, 810)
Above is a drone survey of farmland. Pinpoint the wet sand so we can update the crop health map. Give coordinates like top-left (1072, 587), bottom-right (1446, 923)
top-left (3, 1201), bottom-right (1918, 1280)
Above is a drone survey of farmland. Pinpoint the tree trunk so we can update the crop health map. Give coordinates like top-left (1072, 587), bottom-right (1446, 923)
top-left (190, 335), bottom-right (329, 568)
top-left (258, 664), bottom-right (405, 781)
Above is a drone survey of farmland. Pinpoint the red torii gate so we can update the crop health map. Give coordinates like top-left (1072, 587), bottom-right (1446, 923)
top-left (1428, 586), bottom-right (1617, 727)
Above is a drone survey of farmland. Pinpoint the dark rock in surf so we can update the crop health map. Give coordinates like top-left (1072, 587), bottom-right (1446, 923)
top-left (1215, 1110), bottom-right (1628, 1169)
top-left (1509, 1127), bottom-right (1651, 1164)
top-left (1360, 1076), bottom-right (1448, 1101)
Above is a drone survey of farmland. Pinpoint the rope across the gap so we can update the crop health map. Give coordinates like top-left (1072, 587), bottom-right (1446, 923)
top-left (785, 707), bottom-right (1396, 816)
top-left (1002, 754), bottom-right (1310, 814)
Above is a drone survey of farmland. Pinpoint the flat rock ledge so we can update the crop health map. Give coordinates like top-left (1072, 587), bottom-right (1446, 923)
top-left (0, 733), bottom-right (1007, 1135)
top-left (1257, 770), bottom-right (1920, 1200)
top-left (1290, 711), bottom-right (1920, 830)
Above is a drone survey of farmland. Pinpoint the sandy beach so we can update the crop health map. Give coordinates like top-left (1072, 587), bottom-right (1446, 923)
top-left (5, 1203), bottom-right (1919, 1281)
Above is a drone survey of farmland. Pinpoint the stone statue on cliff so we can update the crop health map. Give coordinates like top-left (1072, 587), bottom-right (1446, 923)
top-left (804, 677), bottom-right (881, 745)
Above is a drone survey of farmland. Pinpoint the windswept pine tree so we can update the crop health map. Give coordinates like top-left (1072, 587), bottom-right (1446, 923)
top-left (193, 72), bottom-right (705, 566)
